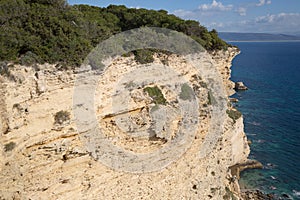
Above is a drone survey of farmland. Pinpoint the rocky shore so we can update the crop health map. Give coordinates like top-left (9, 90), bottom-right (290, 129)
top-left (241, 190), bottom-right (275, 200)
top-left (229, 159), bottom-right (263, 179)
top-left (0, 47), bottom-right (255, 199)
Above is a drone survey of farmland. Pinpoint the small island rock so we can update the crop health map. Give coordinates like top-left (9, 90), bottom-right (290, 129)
top-left (235, 82), bottom-right (248, 91)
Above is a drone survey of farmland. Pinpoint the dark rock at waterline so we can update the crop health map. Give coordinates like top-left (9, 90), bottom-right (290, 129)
top-left (229, 159), bottom-right (263, 179)
top-left (229, 98), bottom-right (239, 103)
top-left (281, 193), bottom-right (292, 199)
top-left (241, 190), bottom-right (275, 200)
top-left (235, 82), bottom-right (248, 91)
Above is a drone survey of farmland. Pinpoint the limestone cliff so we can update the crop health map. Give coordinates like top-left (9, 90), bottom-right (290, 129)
top-left (0, 48), bottom-right (250, 199)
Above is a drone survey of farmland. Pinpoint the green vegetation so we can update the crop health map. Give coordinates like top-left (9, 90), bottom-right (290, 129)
top-left (144, 86), bottom-right (167, 105)
top-left (223, 187), bottom-right (237, 200)
top-left (226, 109), bottom-right (242, 123)
top-left (208, 91), bottom-right (216, 105)
top-left (4, 142), bottom-right (16, 152)
top-left (54, 110), bottom-right (70, 125)
top-left (0, 62), bottom-right (11, 77)
top-left (133, 49), bottom-right (154, 64)
top-left (0, 1), bottom-right (228, 67)
top-left (179, 83), bottom-right (194, 101)
top-left (150, 104), bottom-right (160, 112)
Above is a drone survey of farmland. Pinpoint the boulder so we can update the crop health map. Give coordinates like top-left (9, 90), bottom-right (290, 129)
top-left (229, 98), bottom-right (239, 103)
top-left (235, 82), bottom-right (248, 91)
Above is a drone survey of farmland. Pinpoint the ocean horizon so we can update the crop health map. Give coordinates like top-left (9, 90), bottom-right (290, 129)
top-left (230, 42), bottom-right (300, 199)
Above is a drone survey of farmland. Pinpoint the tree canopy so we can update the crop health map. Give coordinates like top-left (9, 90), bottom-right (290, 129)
top-left (0, 0), bottom-right (228, 67)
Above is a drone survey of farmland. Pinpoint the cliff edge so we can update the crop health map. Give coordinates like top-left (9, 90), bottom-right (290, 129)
top-left (0, 47), bottom-right (251, 199)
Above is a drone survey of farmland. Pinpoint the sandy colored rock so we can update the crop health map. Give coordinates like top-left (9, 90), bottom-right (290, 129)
top-left (0, 48), bottom-right (250, 199)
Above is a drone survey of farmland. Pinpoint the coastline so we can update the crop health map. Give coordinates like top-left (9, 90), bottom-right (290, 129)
top-left (225, 40), bottom-right (300, 43)
top-left (224, 47), bottom-right (279, 200)
top-left (215, 47), bottom-right (273, 199)
top-left (229, 159), bottom-right (263, 180)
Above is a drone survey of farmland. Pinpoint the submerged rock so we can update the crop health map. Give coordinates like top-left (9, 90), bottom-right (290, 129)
top-left (241, 190), bottom-right (275, 200)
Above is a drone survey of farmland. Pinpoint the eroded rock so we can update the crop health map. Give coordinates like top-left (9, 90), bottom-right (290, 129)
top-left (235, 81), bottom-right (248, 91)
top-left (0, 48), bottom-right (250, 199)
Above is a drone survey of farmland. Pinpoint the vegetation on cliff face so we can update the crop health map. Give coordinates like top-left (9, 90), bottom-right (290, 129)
top-left (4, 141), bottom-right (16, 152)
top-left (144, 86), bottom-right (167, 105)
top-left (0, 0), bottom-right (228, 67)
top-left (226, 109), bottom-right (242, 123)
top-left (54, 110), bottom-right (70, 125)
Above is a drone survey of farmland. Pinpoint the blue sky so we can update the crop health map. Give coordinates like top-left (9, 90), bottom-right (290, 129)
top-left (68, 0), bottom-right (300, 34)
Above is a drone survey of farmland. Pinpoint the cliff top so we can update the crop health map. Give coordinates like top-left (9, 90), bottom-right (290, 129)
top-left (0, 0), bottom-right (228, 67)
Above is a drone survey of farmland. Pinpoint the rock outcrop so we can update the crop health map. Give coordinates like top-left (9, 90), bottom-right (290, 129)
top-left (235, 82), bottom-right (248, 91)
top-left (0, 48), bottom-right (251, 199)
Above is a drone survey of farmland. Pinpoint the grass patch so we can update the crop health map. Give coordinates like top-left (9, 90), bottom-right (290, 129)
top-left (144, 86), bottom-right (167, 105)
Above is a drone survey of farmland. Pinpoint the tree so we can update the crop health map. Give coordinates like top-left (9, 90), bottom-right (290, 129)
top-left (0, 2), bottom-right (228, 66)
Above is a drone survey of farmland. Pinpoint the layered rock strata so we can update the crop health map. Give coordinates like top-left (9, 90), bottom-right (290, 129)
top-left (0, 48), bottom-right (251, 199)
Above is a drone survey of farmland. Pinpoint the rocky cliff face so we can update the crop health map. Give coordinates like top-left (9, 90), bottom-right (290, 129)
top-left (0, 48), bottom-right (250, 199)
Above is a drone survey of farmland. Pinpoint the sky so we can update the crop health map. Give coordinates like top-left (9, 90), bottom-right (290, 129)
top-left (67, 0), bottom-right (300, 34)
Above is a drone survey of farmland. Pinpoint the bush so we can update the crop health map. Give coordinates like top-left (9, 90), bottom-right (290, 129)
top-left (133, 49), bottom-right (154, 64)
top-left (208, 91), bottom-right (216, 105)
top-left (223, 187), bottom-right (238, 200)
top-left (19, 51), bottom-right (42, 66)
top-left (179, 83), bottom-right (194, 101)
top-left (0, 2), bottom-right (228, 67)
top-left (4, 142), bottom-right (16, 152)
top-left (54, 110), bottom-right (70, 125)
top-left (144, 86), bottom-right (167, 105)
top-left (226, 109), bottom-right (242, 123)
top-left (0, 61), bottom-right (11, 77)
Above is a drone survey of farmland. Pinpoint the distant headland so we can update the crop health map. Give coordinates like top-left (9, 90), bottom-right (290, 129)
top-left (219, 32), bottom-right (300, 42)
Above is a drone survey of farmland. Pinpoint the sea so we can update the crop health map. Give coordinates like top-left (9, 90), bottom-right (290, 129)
top-left (229, 42), bottom-right (300, 199)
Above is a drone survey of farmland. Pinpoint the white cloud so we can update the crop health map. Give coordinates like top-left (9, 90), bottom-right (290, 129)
top-left (235, 12), bottom-right (300, 33)
top-left (255, 13), bottom-right (300, 24)
top-left (173, 0), bottom-right (234, 19)
top-left (202, 12), bottom-right (300, 33)
top-left (256, 0), bottom-right (272, 7)
top-left (198, 0), bottom-right (233, 11)
top-left (172, 1), bottom-right (300, 33)
top-left (173, 9), bottom-right (195, 18)
top-left (237, 7), bottom-right (247, 16)
top-left (210, 22), bottom-right (224, 28)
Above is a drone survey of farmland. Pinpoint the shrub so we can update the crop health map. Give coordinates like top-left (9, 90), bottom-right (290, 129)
top-left (4, 142), bottom-right (16, 152)
top-left (54, 110), bottom-right (70, 125)
top-left (223, 187), bottom-right (237, 200)
top-left (208, 91), bottom-right (216, 105)
top-left (179, 83), bottom-right (194, 101)
top-left (0, 61), bottom-right (11, 77)
top-left (226, 109), bottom-right (242, 123)
top-left (0, 2), bottom-right (228, 67)
top-left (144, 86), bottom-right (167, 105)
top-left (19, 51), bottom-right (42, 66)
top-left (133, 49), bottom-right (154, 64)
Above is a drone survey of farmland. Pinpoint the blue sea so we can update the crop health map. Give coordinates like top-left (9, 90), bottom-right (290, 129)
top-left (230, 42), bottom-right (300, 199)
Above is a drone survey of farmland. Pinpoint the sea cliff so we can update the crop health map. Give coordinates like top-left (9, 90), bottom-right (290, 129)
top-left (0, 47), bottom-right (252, 199)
